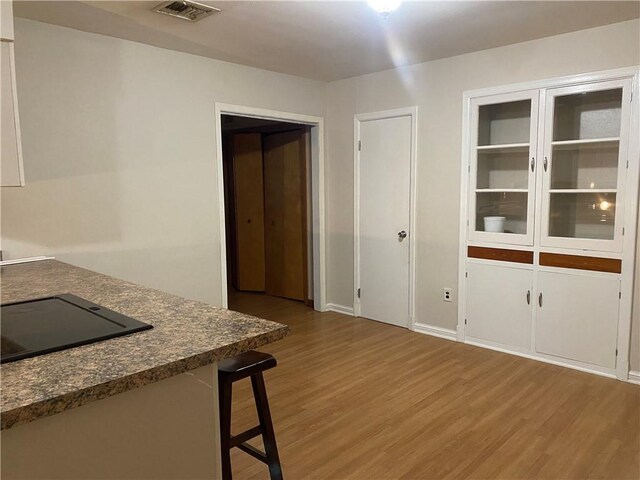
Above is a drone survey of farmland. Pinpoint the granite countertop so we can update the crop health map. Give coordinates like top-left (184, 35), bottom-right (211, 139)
top-left (0, 260), bottom-right (289, 430)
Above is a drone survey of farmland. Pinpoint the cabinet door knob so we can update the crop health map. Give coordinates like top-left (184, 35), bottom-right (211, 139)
top-left (530, 157), bottom-right (535, 172)
top-left (526, 290), bottom-right (531, 305)
top-left (543, 157), bottom-right (548, 172)
top-left (398, 230), bottom-right (407, 240)
top-left (538, 292), bottom-right (543, 307)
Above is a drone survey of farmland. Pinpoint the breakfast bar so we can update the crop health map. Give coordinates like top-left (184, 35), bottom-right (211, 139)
top-left (0, 260), bottom-right (289, 479)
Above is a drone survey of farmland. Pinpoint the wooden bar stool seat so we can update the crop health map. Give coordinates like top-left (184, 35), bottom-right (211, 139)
top-left (218, 350), bottom-right (282, 480)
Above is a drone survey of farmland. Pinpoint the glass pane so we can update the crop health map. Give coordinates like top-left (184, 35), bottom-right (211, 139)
top-left (550, 141), bottom-right (619, 190)
top-left (478, 100), bottom-right (531, 146)
top-left (549, 193), bottom-right (616, 240)
top-left (553, 89), bottom-right (622, 141)
top-left (476, 192), bottom-right (527, 234)
top-left (477, 147), bottom-right (529, 189)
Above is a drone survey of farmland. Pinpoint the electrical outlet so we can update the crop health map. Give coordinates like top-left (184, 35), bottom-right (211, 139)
top-left (443, 288), bottom-right (453, 302)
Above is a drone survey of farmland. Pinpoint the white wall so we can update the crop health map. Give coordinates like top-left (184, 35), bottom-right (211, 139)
top-left (1, 19), bottom-right (325, 306)
top-left (325, 20), bottom-right (640, 368)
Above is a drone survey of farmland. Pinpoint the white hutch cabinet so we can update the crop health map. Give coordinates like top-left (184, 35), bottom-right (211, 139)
top-left (459, 68), bottom-right (639, 380)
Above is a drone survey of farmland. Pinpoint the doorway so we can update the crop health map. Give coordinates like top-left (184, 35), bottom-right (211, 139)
top-left (215, 105), bottom-right (326, 312)
top-left (354, 108), bottom-right (417, 328)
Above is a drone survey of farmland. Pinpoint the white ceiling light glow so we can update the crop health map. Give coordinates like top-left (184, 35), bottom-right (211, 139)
top-left (367, 0), bottom-right (402, 16)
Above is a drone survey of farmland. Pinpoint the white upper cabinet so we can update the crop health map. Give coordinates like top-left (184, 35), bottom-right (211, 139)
top-left (467, 77), bottom-right (633, 253)
top-left (1, 42), bottom-right (23, 187)
top-left (539, 79), bottom-right (632, 252)
top-left (1, 0), bottom-right (15, 41)
top-left (468, 90), bottom-right (539, 246)
top-left (1, 0), bottom-right (24, 187)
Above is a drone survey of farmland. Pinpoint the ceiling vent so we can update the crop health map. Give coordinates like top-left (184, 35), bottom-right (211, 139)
top-left (152, 1), bottom-right (220, 22)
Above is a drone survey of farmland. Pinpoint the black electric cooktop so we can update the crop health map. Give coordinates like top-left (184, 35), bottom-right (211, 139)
top-left (1, 294), bottom-right (153, 364)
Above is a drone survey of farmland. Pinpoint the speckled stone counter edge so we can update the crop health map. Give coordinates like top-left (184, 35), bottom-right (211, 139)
top-left (0, 260), bottom-right (290, 430)
top-left (1, 332), bottom-right (287, 430)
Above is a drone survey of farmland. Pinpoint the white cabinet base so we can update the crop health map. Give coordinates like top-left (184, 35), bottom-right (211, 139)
top-left (464, 261), bottom-right (619, 378)
top-left (464, 336), bottom-right (617, 379)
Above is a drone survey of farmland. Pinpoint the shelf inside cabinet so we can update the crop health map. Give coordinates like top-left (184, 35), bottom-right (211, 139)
top-left (476, 143), bottom-right (530, 151)
top-left (476, 189), bottom-right (528, 193)
top-left (551, 137), bottom-right (620, 146)
top-left (549, 189), bottom-right (617, 194)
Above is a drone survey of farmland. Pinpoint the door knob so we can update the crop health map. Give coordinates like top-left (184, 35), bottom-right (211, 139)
top-left (398, 230), bottom-right (407, 240)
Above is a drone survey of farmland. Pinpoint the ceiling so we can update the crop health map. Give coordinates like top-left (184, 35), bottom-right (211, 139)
top-left (14, 1), bottom-right (640, 82)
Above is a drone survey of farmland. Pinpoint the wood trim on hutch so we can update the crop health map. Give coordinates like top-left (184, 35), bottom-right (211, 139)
top-left (468, 246), bottom-right (534, 264)
top-left (539, 252), bottom-right (622, 274)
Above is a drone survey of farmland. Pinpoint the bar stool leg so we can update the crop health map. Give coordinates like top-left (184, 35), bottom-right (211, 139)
top-left (218, 378), bottom-right (233, 480)
top-left (251, 372), bottom-right (283, 480)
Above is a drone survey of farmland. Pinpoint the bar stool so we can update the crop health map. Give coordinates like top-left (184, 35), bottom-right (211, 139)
top-left (218, 350), bottom-right (283, 480)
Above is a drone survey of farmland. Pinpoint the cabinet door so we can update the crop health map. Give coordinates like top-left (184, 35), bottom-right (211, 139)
top-left (468, 90), bottom-right (539, 246)
top-left (1, 42), bottom-right (24, 186)
top-left (0, 0), bottom-right (14, 41)
top-left (535, 271), bottom-right (620, 368)
top-left (539, 79), bottom-right (632, 252)
top-left (466, 262), bottom-right (533, 349)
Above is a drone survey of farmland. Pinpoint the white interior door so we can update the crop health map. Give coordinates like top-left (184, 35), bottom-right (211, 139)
top-left (535, 271), bottom-right (620, 368)
top-left (357, 113), bottom-right (412, 327)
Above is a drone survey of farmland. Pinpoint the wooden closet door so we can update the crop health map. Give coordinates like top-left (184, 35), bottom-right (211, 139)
top-left (263, 130), bottom-right (308, 301)
top-left (232, 133), bottom-right (266, 292)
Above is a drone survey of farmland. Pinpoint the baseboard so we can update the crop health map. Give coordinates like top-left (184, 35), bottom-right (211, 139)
top-left (0, 256), bottom-right (54, 266)
top-left (464, 337), bottom-right (616, 379)
top-left (412, 323), bottom-right (457, 341)
top-left (324, 303), bottom-right (354, 316)
top-left (629, 370), bottom-right (640, 385)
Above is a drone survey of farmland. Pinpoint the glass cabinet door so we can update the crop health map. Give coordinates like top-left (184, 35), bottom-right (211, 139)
top-left (468, 91), bottom-right (539, 245)
top-left (540, 79), bottom-right (632, 252)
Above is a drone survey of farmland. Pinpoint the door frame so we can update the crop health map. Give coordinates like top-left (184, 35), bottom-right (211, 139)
top-left (353, 107), bottom-right (418, 327)
top-left (214, 103), bottom-right (327, 311)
